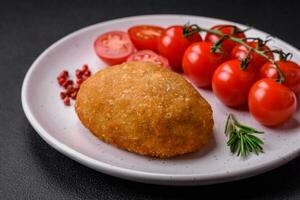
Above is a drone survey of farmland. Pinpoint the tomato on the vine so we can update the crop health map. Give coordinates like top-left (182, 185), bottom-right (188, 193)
top-left (182, 42), bottom-right (229, 87)
top-left (94, 31), bottom-right (135, 65)
top-left (212, 59), bottom-right (258, 107)
top-left (205, 24), bottom-right (246, 53)
top-left (128, 25), bottom-right (164, 52)
top-left (157, 25), bottom-right (202, 71)
top-left (248, 78), bottom-right (297, 126)
top-left (231, 41), bottom-right (274, 71)
top-left (260, 60), bottom-right (300, 96)
top-left (126, 50), bottom-right (169, 67)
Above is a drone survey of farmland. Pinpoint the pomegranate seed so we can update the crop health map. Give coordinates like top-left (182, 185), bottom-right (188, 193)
top-left (82, 64), bottom-right (88, 72)
top-left (63, 97), bottom-right (70, 106)
top-left (70, 91), bottom-right (77, 99)
top-left (76, 69), bottom-right (83, 79)
top-left (67, 79), bottom-right (74, 85)
top-left (58, 77), bottom-right (66, 86)
top-left (60, 91), bottom-right (66, 99)
top-left (76, 78), bottom-right (84, 85)
top-left (59, 70), bottom-right (69, 78)
top-left (73, 84), bottom-right (80, 90)
top-left (65, 85), bottom-right (73, 95)
top-left (63, 81), bottom-right (70, 89)
top-left (57, 65), bottom-right (92, 105)
top-left (82, 75), bottom-right (89, 80)
top-left (84, 70), bottom-right (91, 77)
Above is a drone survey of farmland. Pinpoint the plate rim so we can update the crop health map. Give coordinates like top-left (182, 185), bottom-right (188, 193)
top-left (21, 14), bottom-right (300, 185)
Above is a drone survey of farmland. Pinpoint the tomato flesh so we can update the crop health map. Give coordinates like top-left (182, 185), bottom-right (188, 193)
top-left (183, 42), bottom-right (229, 87)
top-left (248, 78), bottom-right (297, 126)
top-left (128, 25), bottom-right (164, 52)
top-left (260, 60), bottom-right (300, 96)
top-left (94, 31), bottom-right (135, 65)
top-left (205, 24), bottom-right (246, 53)
top-left (126, 50), bottom-right (169, 67)
top-left (212, 59), bottom-right (258, 107)
top-left (157, 25), bottom-right (202, 71)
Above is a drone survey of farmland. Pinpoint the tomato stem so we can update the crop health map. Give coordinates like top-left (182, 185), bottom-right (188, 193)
top-left (240, 48), bottom-right (253, 70)
top-left (183, 24), bottom-right (286, 83)
top-left (211, 35), bottom-right (228, 53)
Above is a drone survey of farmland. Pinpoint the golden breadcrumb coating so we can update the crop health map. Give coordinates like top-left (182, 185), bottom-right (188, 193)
top-left (75, 61), bottom-right (213, 158)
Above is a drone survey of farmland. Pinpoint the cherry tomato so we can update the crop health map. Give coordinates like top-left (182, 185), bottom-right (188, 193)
top-left (157, 25), bottom-right (202, 71)
top-left (260, 61), bottom-right (300, 96)
top-left (212, 59), bottom-right (258, 107)
top-left (248, 78), bottom-right (297, 126)
top-left (126, 50), bottom-right (169, 67)
top-left (205, 24), bottom-right (246, 53)
top-left (182, 42), bottom-right (229, 87)
top-left (94, 31), bottom-right (135, 65)
top-left (231, 41), bottom-right (274, 71)
top-left (128, 25), bottom-right (164, 52)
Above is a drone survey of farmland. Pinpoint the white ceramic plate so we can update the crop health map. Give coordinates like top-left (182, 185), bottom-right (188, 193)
top-left (22, 14), bottom-right (300, 185)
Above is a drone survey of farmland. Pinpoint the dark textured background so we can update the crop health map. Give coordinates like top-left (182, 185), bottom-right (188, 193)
top-left (1, 0), bottom-right (300, 199)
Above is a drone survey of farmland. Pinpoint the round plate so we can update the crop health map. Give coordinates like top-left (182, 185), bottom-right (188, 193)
top-left (21, 14), bottom-right (300, 185)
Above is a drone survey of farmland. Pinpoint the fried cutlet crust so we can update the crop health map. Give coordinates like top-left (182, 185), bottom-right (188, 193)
top-left (75, 61), bottom-right (213, 158)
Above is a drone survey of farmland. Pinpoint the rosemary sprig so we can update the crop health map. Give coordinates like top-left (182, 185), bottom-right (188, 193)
top-left (225, 114), bottom-right (264, 157)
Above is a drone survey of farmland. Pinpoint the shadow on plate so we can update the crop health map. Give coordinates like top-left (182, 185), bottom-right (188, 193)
top-left (264, 116), bottom-right (300, 132)
top-left (166, 132), bottom-right (216, 161)
top-left (27, 119), bottom-right (300, 199)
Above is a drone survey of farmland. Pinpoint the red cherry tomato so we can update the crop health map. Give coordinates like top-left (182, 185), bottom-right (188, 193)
top-left (157, 25), bottom-right (202, 71)
top-left (182, 42), bottom-right (229, 87)
top-left (260, 60), bottom-right (300, 96)
top-left (128, 25), bottom-right (164, 52)
top-left (248, 78), bottom-right (297, 126)
top-left (205, 24), bottom-right (246, 53)
top-left (94, 31), bottom-right (135, 65)
top-left (126, 50), bottom-right (169, 67)
top-left (212, 59), bottom-right (258, 107)
top-left (231, 41), bottom-right (274, 71)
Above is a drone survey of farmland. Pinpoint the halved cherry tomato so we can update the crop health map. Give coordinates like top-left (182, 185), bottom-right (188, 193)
top-left (126, 50), bottom-right (169, 67)
top-left (231, 41), bottom-right (274, 71)
top-left (248, 78), bottom-right (297, 126)
top-left (128, 25), bottom-right (164, 52)
top-left (205, 24), bottom-right (246, 53)
top-left (260, 60), bottom-right (300, 96)
top-left (94, 31), bottom-right (135, 65)
top-left (212, 59), bottom-right (258, 107)
top-left (182, 42), bottom-right (229, 87)
top-left (157, 25), bottom-right (202, 71)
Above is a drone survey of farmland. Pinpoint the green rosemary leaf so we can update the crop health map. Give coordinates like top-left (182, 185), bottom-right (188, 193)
top-left (244, 135), bottom-right (256, 152)
top-left (239, 136), bottom-right (245, 157)
top-left (224, 114), bottom-right (264, 157)
top-left (247, 134), bottom-right (264, 145)
top-left (237, 123), bottom-right (262, 133)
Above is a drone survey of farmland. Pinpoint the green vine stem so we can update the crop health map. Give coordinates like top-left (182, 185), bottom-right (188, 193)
top-left (183, 24), bottom-right (286, 83)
